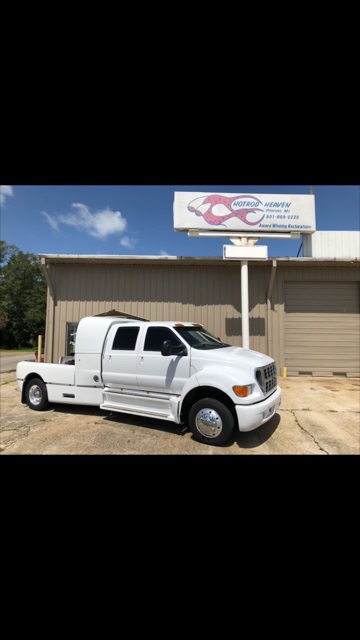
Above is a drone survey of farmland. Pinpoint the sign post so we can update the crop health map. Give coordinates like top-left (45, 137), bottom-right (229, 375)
top-left (241, 261), bottom-right (249, 348)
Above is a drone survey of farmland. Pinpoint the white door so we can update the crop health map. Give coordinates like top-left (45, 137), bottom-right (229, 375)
top-left (102, 324), bottom-right (141, 388)
top-left (137, 326), bottom-right (190, 394)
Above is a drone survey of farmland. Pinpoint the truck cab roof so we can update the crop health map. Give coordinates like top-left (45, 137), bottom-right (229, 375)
top-left (75, 316), bottom-right (204, 354)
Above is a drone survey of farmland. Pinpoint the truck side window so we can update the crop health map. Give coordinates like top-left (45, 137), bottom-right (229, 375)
top-left (112, 326), bottom-right (140, 350)
top-left (144, 328), bottom-right (181, 352)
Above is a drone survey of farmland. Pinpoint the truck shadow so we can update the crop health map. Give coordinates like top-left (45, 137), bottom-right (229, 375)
top-left (53, 403), bottom-right (185, 437)
top-left (232, 414), bottom-right (281, 449)
top-left (102, 410), bottom-right (281, 447)
top-left (52, 404), bottom-right (281, 449)
top-left (104, 411), bottom-right (186, 437)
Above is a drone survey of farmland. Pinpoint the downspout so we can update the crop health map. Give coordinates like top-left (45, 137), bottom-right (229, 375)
top-left (266, 260), bottom-right (277, 357)
top-left (41, 258), bottom-right (55, 363)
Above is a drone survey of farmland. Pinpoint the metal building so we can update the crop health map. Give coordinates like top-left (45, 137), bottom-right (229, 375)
top-left (40, 252), bottom-right (360, 377)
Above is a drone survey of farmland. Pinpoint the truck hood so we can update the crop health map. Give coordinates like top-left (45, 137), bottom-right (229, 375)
top-left (190, 345), bottom-right (274, 369)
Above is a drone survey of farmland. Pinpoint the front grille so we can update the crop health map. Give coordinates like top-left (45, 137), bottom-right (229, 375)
top-left (256, 363), bottom-right (277, 395)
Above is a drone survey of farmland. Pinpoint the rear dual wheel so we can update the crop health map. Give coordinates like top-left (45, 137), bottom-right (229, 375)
top-left (25, 378), bottom-right (49, 411)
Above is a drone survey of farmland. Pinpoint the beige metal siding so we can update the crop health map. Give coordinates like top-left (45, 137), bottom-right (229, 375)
top-left (42, 257), bottom-right (359, 377)
top-left (284, 282), bottom-right (360, 376)
top-left (48, 262), bottom-right (270, 363)
top-left (269, 265), bottom-right (360, 376)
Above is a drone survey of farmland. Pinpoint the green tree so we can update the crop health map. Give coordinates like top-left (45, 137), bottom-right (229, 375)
top-left (0, 241), bottom-right (47, 348)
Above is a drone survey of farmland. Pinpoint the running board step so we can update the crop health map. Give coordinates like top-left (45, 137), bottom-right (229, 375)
top-left (100, 401), bottom-right (175, 421)
top-left (101, 388), bottom-right (180, 423)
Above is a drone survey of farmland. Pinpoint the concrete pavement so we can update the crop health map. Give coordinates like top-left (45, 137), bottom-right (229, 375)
top-left (1, 369), bottom-right (359, 454)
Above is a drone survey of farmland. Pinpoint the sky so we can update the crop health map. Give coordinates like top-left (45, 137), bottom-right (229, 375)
top-left (0, 185), bottom-right (359, 259)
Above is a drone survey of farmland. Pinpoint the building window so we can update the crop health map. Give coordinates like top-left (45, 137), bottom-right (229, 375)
top-left (66, 322), bottom-right (78, 356)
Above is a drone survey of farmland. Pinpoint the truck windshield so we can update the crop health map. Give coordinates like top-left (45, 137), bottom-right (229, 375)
top-left (174, 326), bottom-right (230, 350)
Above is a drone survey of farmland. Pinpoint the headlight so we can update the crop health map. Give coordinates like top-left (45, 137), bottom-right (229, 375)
top-left (233, 385), bottom-right (253, 397)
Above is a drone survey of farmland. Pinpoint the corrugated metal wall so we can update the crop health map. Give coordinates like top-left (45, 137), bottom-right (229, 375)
top-left (268, 264), bottom-right (360, 376)
top-left (284, 282), bottom-right (360, 376)
top-left (43, 259), bottom-right (360, 377)
top-left (303, 231), bottom-right (360, 258)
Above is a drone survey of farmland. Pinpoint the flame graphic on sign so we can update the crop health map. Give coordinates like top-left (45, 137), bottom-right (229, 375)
top-left (187, 194), bottom-right (264, 226)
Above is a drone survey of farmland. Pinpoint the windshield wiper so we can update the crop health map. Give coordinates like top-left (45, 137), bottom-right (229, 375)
top-left (192, 342), bottom-right (227, 350)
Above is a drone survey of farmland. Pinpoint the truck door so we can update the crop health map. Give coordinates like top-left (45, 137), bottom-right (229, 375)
top-left (102, 324), bottom-right (140, 388)
top-left (137, 326), bottom-right (190, 394)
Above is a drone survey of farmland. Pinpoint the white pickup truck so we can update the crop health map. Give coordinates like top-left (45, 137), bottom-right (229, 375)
top-left (16, 316), bottom-right (281, 446)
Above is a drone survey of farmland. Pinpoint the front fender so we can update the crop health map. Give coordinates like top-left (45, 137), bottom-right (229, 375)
top-left (189, 365), bottom-right (262, 405)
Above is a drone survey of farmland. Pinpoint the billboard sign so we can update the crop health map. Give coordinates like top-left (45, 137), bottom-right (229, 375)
top-left (173, 192), bottom-right (316, 234)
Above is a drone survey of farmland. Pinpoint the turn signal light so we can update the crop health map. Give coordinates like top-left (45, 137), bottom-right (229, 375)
top-left (233, 385), bottom-right (251, 397)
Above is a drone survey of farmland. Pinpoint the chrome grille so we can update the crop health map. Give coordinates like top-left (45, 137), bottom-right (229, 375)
top-left (256, 363), bottom-right (277, 395)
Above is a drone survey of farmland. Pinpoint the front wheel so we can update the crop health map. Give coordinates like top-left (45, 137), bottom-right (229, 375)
top-left (25, 378), bottom-right (49, 411)
top-left (188, 398), bottom-right (234, 446)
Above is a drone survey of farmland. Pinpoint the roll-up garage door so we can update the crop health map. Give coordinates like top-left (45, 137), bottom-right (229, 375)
top-left (284, 282), bottom-right (360, 376)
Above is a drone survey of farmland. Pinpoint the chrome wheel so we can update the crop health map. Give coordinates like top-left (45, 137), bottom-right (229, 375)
top-left (29, 384), bottom-right (43, 406)
top-left (25, 378), bottom-right (49, 411)
top-left (195, 407), bottom-right (223, 439)
top-left (189, 398), bottom-right (234, 446)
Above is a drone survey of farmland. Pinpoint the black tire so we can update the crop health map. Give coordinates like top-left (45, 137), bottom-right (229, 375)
top-left (25, 378), bottom-right (49, 411)
top-left (188, 398), bottom-right (234, 446)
